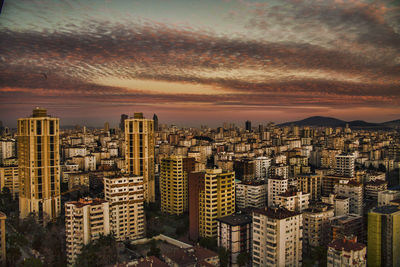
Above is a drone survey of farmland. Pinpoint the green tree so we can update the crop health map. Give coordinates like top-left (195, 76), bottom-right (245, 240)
top-left (75, 234), bottom-right (118, 267)
top-left (199, 237), bottom-right (218, 252)
top-left (147, 240), bottom-right (161, 258)
top-left (237, 251), bottom-right (250, 266)
top-left (22, 258), bottom-right (44, 267)
top-left (218, 247), bottom-right (230, 267)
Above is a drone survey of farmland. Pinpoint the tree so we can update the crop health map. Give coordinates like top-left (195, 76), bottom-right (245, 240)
top-left (147, 240), bottom-right (161, 258)
top-left (237, 251), bottom-right (250, 266)
top-left (218, 247), bottom-right (230, 267)
top-left (22, 258), bottom-right (44, 267)
top-left (199, 237), bottom-right (218, 252)
top-left (75, 234), bottom-right (118, 267)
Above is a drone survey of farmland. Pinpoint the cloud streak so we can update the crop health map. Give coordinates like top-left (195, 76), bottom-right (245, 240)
top-left (0, 0), bottom-right (399, 125)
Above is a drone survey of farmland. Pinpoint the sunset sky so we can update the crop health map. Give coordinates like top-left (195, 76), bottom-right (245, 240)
top-left (1, 0), bottom-right (400, 127)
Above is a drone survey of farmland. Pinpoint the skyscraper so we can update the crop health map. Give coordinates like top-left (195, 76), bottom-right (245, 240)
top-left (119, 114), bottom-right (128, 131)
top-left (153, 114), bottom-right (159, 132)
top-left (245, 120), bottom-right (251, 132)
top-left (160, 156), bottom-right (195, 215)
top-left (18, 108), bottom-right (60, 224)
top-left (189, 169), bottom-right (235, 240)
top-left (125, 113), bottom-right (155, 202)
top-left (367, 205), bottom-right (400, 267)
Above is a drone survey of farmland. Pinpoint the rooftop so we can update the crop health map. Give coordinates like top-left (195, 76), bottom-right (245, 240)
top-left (365, 180), bottom-right (388, 186)
top-left (328, 237), bottom-right (366, 252)
top-left (371, 205), bottom-right (400, 215)
top-left (217, 213), bottom-right (252, 226)
top-left (163, 246), bottom-right (217, 266)
top-left (253, 207), bottom-right (300, 220)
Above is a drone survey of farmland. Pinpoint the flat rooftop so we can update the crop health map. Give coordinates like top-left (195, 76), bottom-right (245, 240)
top-left (217, 213), bottom-right (252, 226)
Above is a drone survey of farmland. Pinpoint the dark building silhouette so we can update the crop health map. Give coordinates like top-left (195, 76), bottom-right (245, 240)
top-left (119, 114), bottom-right (128, 131)
top-left (245, 120), bottom-right (251, 132)
top-left (153, 114), bottom-right (159, 131)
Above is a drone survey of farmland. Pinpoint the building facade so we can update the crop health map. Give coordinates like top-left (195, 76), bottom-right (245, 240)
top-left (65, 198), bottom-right (110, 266)
top-left (236, 181), bottom-right (267, 209)
top-left (124, 113), bottom-right (155, 202)
top-left (327, 236), bottom-right (366, 267)
top-left (188, 169), bottom-right (235, 240)
top-left (367, 205), bottom-right (400, 267)
top-left (104, 174), bottom-right (145, 241)
top-left (217, 214), bottom-right (252, 266)
top-left (18, 108), bottom-right (61, 224)
top-left (252, 207), bottom-right (302, 267)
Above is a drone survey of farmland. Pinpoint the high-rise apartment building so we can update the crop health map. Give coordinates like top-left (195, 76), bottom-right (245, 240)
top-left (267, 176), bottom-right (288, 207)
top-left (236, 181), bottom-right (267, 209)
top-left (329, 214), bottom-right (365, 243)
top-left (367, 205), bottom-right (400, 267)
top-left (252, 207), bottom-right (302, 267)
top-left (104, 174), bottom-right (145, 241)
top-left (65, 198), bottom-right (110, 266)
top-left (254, 156), bottom-right (271, 181)
top-left (245, 120), bottom-right (251, 132)
top-left (0, 212), bottom-right (5, 266)
top-left (217, 214), bottom-right (252, 266)
top-left (160, 156), bottom-right (195, 215)
top-left (378, 190), bottom-right (400, 207)
top-left (276, 189), bottom-right (310, 212)
top-left (303, 203), bottom-right (335, 251)
top-left (119, 114), bottom-right (128, 131)
top-left (0, 166), bottom-right (19, 199)
top-left (153, 114), bottom-right (159, 132)
top-left (334, 180), bottom-right (363, 216)
top-left (335, 153), bottom-right (355, 177)
top-left (297, 174), bottom-right (322, 201)
top-left (18, 108), bottom-right (60, 224)
top-left (0, 139), bottom-right (16, 165)
top-left (188, 169), bottom-right (235, 240)
top-left (327, 236), bottom-right (366, 267)
top-left (125, 113), bottom-right (155, 202)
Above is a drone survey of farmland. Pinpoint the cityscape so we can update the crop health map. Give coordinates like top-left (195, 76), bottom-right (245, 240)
top-left (1, 0), bottom-right (400, 267)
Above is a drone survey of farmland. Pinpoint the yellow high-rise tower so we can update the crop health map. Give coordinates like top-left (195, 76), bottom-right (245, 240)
top-left (160, 156), bottom-right (195, 215)
top-left (18, 108), bottom-right (60, 224)
top-left (124, 113), bottom-right (155, 202)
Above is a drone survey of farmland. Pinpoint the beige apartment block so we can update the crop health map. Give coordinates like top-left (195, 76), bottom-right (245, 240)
top-left (65, 198), bottom-right (110, 266)
top-left (104, 174), bottom-right (145, 241)
top-left (124, 113), bottom-right (155, 203)
top-left (18, 108), bottom-right (61, 224)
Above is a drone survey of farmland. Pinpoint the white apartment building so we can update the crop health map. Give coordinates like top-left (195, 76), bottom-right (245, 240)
top-left (65, 198), bottom-right (110, 266)
top-left (303, 203), bottom-right (335, 251)
top-left (335, 153), bottom-right (355, 177)
top-left (322, 194), bottom-right (350, 216)
top-left (377, 190), bottom-right (400, 207)
top-left (334, 180), bottom-right (363, 216)
top-left (0, 139), bottom-right (15, 165)
top-left (236, 181), bottom-right (267, 209)
top-left (267, 177), bottom-right (288, 207)
top-left (327, 236), bottom-right (366, 267)
top-left (84, 155), bottom-right (96, 171)
top-left (252, 207), bottom-right (302, 267)
top-left (276, 190), bottom-right (310, 212)
top-left (104, 175), bottom-right (145, 241)
top-left (268, 165), bottom-right (289, 179)
top-left (254, 156), bottom-right (271, 181)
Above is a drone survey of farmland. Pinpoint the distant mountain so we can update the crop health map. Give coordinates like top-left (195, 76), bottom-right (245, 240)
top-left (279, 116), bottom-right (395, 130)
top-left (382, 119), bottom-right (400, 128)
top-left (279, 116), bottom-right (345, 127)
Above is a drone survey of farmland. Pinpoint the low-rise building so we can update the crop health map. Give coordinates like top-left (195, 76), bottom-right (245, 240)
top-left (163, 246), bottom-right (219, 267)
top-left (327, 236), bottom-right (366, 267)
